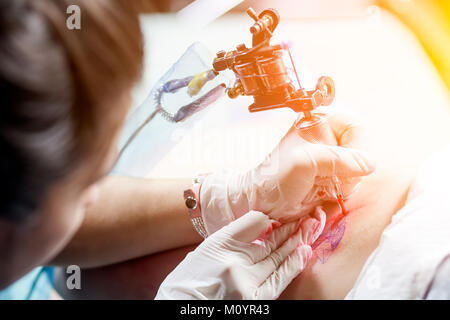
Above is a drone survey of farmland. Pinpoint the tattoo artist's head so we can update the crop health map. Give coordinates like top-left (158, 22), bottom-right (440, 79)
top-left (0, 0), bottom-right (143, 288)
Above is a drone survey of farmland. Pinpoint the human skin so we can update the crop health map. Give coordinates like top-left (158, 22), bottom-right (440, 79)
top-left (52, 112), bottom-right (374, 270)
top-left (55, 157), bottom-right (413, 299)
top-left (0, 140), bottom-right (114, 289)
top-left (279, 164), bottom-right (412, 299)
top-left (54, 112), bottom-right (388, 300)
top-left (51, 176), bottom-right (200, 268)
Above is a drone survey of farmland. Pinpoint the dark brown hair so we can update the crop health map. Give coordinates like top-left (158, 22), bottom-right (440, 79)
top-left (0, 0), bottom-right (143, 220)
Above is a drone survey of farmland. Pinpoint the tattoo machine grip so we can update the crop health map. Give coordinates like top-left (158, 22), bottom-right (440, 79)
top-left (295, 113), bottom-right (347, 214)
top-left (294, 113), bottom-right (337, 146)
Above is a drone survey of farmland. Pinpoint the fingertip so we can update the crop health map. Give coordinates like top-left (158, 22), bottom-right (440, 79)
top-left (355, 149), bottom-right (377, 175)
top-left (314, 206), bottom-right (327, 222)
top-left (256, 225), bottom-right (274, 241)
top-left (244, 210), bottom-right (271, 224)
top-left (270, 219), bottom-right (282, 229)
top-left (326, 110), bottom-right (367, 148)
top-left (314, 205), bottom-right (325, 218)
top-left (333, 146), bottom-right (377, 177)
top-left (301, 207), bottom-right (326, 244)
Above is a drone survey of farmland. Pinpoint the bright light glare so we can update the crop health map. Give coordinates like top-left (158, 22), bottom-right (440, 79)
top-left (177, 0), bottom-right (244, 29)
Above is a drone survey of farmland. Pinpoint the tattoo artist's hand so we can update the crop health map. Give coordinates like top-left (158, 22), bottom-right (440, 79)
top-left (200, 112), bottom-right (375, 233)
top-left (155, 209), bottom-right (326, 300)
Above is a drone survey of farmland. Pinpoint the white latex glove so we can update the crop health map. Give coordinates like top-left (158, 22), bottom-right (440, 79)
top-left (200, 112), bottom-right (375, 234)
top-left (155, 209), bottom-right (326, 300)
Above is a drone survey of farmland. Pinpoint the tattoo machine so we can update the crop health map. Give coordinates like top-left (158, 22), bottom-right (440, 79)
top-left (115, 6), bottom-right (346, 214)
top-left (206, 7), bottom-right (346, 213)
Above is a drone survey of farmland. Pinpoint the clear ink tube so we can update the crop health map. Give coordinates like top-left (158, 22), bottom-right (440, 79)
top-left (112, 42), bottom-right (232, 177)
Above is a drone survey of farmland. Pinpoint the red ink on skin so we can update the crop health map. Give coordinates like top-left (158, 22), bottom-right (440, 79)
top-left (328, 194), bottom-right (347, 230)
top-left (336, 193), bottom-right (347, 216)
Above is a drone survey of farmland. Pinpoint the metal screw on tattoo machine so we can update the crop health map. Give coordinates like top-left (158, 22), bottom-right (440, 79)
top-left (208, 7), bottom-right (346, 213)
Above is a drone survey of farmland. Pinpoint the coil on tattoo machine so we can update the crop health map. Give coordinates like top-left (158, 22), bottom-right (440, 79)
top-left (214, 7), bottom-right (336, 143)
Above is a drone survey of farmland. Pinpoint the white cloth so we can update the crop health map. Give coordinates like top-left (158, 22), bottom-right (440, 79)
top-left (346, 144), bottom-right (450, 299)
top-left (425, 255), bottom-right (450, 299)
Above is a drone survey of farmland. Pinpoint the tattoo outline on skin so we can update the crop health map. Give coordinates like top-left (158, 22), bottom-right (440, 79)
top-left (311, 217), bottom-right (346, 264)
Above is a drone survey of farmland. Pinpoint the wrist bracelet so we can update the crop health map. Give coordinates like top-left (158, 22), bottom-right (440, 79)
top-left (183, 175), bottom-right (209, 238)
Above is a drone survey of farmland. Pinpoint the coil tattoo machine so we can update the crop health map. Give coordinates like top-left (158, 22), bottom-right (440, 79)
top-left (213, 8), bottom-right (335, 141)
top-left (212, 7), bottom-right (346, 212)
top-left (117, 7), bottom-right (346, 211)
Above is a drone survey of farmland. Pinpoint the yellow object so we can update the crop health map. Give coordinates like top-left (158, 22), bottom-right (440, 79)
top-left (378, 0), bottom-right (450, 91)
top-left (187, 70), bottom-right (211, 97)
top-left (227, 80), bottom-right (244, 99)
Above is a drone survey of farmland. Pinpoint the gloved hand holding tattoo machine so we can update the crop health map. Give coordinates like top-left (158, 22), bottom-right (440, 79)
top-left (115, 7), bottom-right (375, 229)
top-left (196, 8), bottom-right (375, 233)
